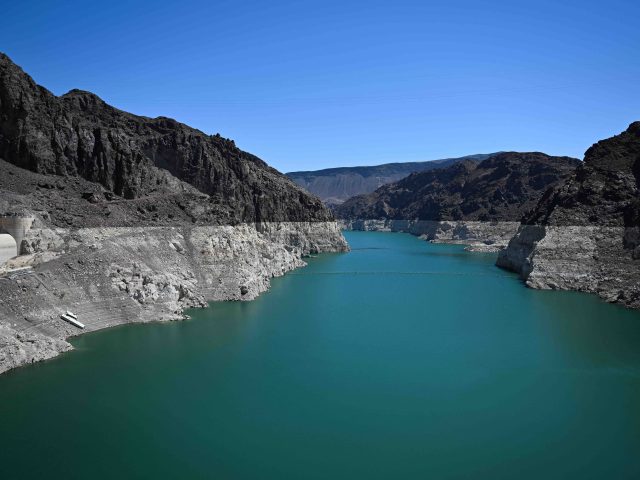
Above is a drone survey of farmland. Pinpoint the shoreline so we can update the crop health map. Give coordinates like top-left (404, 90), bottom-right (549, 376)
top-left (0, 221), bottom-right (348, 375)
top-left (342, 222), bottom-right (640, 311)
top-left (4, 226), bottom-right (639, 377)
top-left (340, 219), bottom-right (521, 252)
top-left (498, 224), bottom-right (640, 310)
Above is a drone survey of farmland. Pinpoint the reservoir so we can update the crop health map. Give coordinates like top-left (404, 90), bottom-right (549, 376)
top-left (1, 231), bottom-right (639, 478)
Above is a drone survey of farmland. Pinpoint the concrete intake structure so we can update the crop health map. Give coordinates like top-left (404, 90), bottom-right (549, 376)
top-left (0, 213), bottom-right (35, 256)
top-left (0, 234), bottom-right (17, 266)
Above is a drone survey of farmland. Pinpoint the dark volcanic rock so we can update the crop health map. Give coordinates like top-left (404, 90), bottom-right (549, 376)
top-left (0, 53), bottom-right (349, 375)
top-left (335, 152), bottom-right (580, 222)
top-left (287, 153), bottom-right (495, 205)
top-left (521, 122), bottom-right (640, 228)
top-left (497, 123), bottom-right (640, 309)
top-left (0, 52), bottom-right (332, 226)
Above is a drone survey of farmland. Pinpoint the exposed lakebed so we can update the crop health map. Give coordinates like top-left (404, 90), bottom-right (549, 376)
top-left (1, 231), bottom-right (639, 479)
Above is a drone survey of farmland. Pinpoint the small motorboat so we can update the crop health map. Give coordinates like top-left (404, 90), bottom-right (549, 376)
top-left (61, 313), bottom-right (85, 329)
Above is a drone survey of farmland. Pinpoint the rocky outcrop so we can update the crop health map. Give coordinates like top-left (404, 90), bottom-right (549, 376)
top-left (337, 152), bottom-right (579, 250)
top-left (287, 154), bottom-right (495, 204)
top-left (341, 219), bottom-right (521, 252)
top-left (0, 53), bottom-right (331, 224)
top-left (0, 324), bottom-right (72, 374)
top-left (0, 53), bottom-right (348, 374)
top-left (497, 123), bottom-right (640, 308)
top-left (336, 152), bottom-right (580, 222)
top-left (0, 221), bottom-right (347, 374)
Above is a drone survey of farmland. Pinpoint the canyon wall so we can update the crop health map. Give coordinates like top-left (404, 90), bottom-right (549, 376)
top-left (336, 152), bottom-right (579, 251)
top-left (0, 221), bottom-right (347, 374)
top-left (0, 53), bottom-right (348, 374)
top-left (497, 122), bottom-right (640, 309)
top-left (342, 219), bottom-right (520, 251)
top-left (287, 153), bottom-right (493, 204)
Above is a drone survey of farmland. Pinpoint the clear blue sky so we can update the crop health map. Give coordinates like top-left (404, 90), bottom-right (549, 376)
top-left (3, 0), bottom-right (639, 172)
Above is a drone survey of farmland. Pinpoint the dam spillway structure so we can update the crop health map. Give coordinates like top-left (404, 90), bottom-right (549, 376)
top-left (0, 213), bottom-right (35, 263)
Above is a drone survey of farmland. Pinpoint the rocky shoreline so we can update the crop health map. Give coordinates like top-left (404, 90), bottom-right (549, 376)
top-left (338, 124), bottom-right (640, 310)
top-left (1, 50), bottom-right (638, 376)
top-left (341, 219), bottom-right (520, 252)
top-left (335, 152), bottom-right (580, 253)
top-left (497, 122), bottom-right (640, 310)
top-left (0, 221), bottom-right (348, 374)
top-left (0, 53), bottom-right (351, 375)
top-left (496, 225), bottom-right (639, 307)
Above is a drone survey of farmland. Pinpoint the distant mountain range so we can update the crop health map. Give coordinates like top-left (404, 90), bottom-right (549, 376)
top-left (334, 152), bottom-right (580, 222)
top-left (286, 154), bottom-right (497, 204)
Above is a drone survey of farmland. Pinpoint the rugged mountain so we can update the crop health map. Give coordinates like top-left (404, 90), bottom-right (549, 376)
top-left (286, 153), bottom-right (495, 204)
top-left (335, 152), bottom-right (580, 222)
top-left (497, 122), bottom-right (640, 308)
top-left (0, 52), bottom-right (331, 226)
top-left (0, 53), bottom-right (347, 374)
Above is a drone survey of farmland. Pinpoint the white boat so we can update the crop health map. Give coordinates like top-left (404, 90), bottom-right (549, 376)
top-left (61, 314), bottom-right (85, 329)
top-left (65, 310), bottom-right (78, 320)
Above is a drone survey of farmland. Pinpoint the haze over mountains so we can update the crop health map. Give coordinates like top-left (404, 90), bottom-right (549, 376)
top-left (286, 153), bottom-right (496, 204)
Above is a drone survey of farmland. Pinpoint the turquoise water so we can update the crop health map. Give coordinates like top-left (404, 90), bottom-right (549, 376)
top-left (1, 231), bottom-right (640, 479)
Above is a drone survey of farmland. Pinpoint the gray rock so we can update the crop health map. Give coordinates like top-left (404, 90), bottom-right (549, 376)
top-left (0, 222), bottom-right (348, 375)
top-left (0, 52), bottom-right (350, 374)
top-left (498, 122), bottom-right (640, 309)
top-left (0, 52), bottom-right (332, 226)
top-left (287, 153), bottom-right (495, 204)
top-left (342, 219), bottom-right (520, 250)
top-left (335, 152), bottom-right (580, 222)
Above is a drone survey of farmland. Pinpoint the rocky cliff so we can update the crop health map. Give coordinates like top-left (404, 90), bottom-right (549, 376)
top-left (0, 52), bottom-right (331, 225)
top-left (287, 154), bottom-right (494, 204)
top-left (336, 152), bottom-right (580, 250)
top-left (336, 152), bottom-right (580, 222)
top-left (0, 53), bottom-right (348, 374)
top-left (497, 123), bottom-right (640, 309)
top-left (0, 221), bottom-right (345, 374)
top-left (340, 218), bottom-right (522, 252)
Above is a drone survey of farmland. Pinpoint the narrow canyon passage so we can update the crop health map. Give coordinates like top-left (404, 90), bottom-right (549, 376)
top-left (1, 231), bottom-right (640, 479)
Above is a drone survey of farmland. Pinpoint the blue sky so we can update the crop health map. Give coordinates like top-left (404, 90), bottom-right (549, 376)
top-left (3, 0), bottom-right (639, 172)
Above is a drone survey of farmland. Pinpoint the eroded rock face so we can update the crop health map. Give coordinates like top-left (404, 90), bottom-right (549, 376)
top-left (335, 152), bottom-right (580, 222)
top-left (497, 123), bottom-right (640, 308)
top-left (0, 53), bottom-right (331, 224)
top-left (342, 219), bottom-right (521, 252)
top-left (0, 53), bottom-right (349, 374)
top-left (0, 223), bottom-right (348, 374)
top-left (286, 153), bottom-right (495, 205)
top-left (336, 152), bottom-right (579, 250)
top-left (0, 325), bottom-right (72, 373)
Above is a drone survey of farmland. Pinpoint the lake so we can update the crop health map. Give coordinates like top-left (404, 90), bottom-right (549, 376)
top-left (1, 231), bottom-right (640, 479)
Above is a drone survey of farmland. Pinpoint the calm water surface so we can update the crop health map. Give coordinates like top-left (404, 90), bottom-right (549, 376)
top-left (1, 231), bottom-right (640, 479)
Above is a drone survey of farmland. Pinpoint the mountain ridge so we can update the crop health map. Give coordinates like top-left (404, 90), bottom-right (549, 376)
top-left (335, 152), bottom-right (581, 222)
top-left (0, 52), bottom-right (348, 374)
top-left (286, 153), bottom-right (497, 204)
top-left (497, 122), bottom-right (640, 308)
top-left (0, 52), bottom-right (332, 225)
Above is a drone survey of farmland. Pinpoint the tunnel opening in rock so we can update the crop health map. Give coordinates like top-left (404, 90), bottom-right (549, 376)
top-left (0, 233), bottom-right (18, 266)
top-left (0, 214), bottom-right (35, 258)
